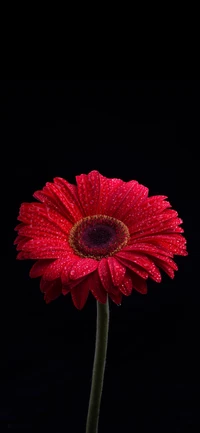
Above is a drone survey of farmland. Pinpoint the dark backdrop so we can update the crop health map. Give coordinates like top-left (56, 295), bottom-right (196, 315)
top-left (1, 80), bottom-right (198, 432)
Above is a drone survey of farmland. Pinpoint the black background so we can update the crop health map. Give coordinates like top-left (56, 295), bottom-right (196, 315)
top-left (0, 80), bottom-right (198, 432)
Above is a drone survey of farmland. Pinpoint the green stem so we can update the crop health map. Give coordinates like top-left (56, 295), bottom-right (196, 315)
top-left (86, 296), bottom-right (109, 433)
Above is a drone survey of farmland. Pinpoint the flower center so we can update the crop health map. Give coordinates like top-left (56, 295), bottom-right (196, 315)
top-left (69, 215), bottom-right (130, 260)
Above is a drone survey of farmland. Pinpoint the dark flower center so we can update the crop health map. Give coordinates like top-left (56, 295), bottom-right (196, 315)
top-left (69, 215), bottom-right (130, 260)
top-left (82, 224), bottom-right (116, 246)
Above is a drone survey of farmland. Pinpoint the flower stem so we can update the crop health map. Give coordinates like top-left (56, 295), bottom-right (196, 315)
top-left (86, 296), bottom-right (109, 433)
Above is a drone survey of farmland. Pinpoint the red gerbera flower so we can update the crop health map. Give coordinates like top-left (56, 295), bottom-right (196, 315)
top-left (14, 171), bottom-right (187, 309)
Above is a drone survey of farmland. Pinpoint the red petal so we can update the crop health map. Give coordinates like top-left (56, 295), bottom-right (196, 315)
top-left (116, 255), bottom-right (149, 279)
top-left (17, 224), bottom-right (67, 241)
top-left (71, 279), bottom-right (90, 309)
top-left (154, 259), bottom-right (175, 278)
top-left (130, 233), bottom-right (186, 246)
top-left (164, 227), bottom-right (184, 233)
top-left (109, 291), bottom-right (122, 305)
top-left (62, 286), bottom-right (71, 295)
top-left (124, 243), bottom-right (174, 258)
top-left (148, 239), bottom-right (187, 256)
top-left (19, 238), bottom-right (73, 259)
top-left (61, 258), bottom-right (80, 284)
top-left (16, 237), bottom-right (30, 251)
top-left (129, 210), bottom-right (178, 234)
top-left (87, 271), bottom-right (107, 303)
top-left (40, 278), bottom-right (62, 303)
top-left (45, 282), bottom-right (62, 303)
top-left (76, 171), bottom-right (125, 216)
top-left (14, 223), bottom-right (25, 231)
top-left (106, 180), bottom-right (139, 216)
top-left (75, 171), bottom-right (101, 216)
top-left (14, 235), bottom-right (24, 245)
top-left (154, 255), bottom-right (178, 270)
top-left (17, 203), bottom-right (72, 236)
top-left (46, 182), bottom-right (82, 223)
top-left (131, 273), bottom-right (148, 294)
top-left (53, 177), bottom-right (83, 215)
top-left (128, 233), bottom-right (187, 257)
top-left (43, 258), bottom-right (74, 281)
top-left (70, 258), bottom-right (98, 280)
top-left (33, 179), bottom-right (83, 223)
top-left (98, 258), bottom-right (116, 293)
top-left (29, 260), bottom-right (54, 278)
top-left (67, 276), bottom-right (86, 290)
top-left (107, 257), bottom-right (126, 286)
top-left (177, 250), bottom-right (188, 256)
top-left (129, 216), bottom-right (183, 239)
top-left (124, 196), bottom-right (170, 225)
top-left (118, 253), bottom-right (162, 283)
top-left (119, 273), bottom-right (133, 295)
top-left (17, 252), bottom-right (28, 260)
top-left (111, 181), bottom-right (149, 220)
top-left (98, 175), bottom-right (124, 214)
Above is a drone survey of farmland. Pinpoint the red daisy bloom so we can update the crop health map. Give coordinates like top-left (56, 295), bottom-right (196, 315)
top-left (14, 171), bottom-right (187, 309)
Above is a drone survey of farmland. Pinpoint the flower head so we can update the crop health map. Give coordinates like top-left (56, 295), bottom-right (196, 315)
top-left (14, 171), bottom-right (187, 309)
